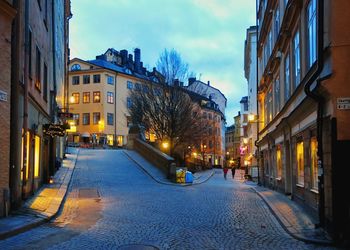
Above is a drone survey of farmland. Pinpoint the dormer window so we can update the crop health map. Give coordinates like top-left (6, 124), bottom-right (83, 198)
top-left (71, 64), bottom-right (81, 71)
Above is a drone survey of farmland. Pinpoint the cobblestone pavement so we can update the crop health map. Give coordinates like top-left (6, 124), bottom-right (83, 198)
top-left (0, 149), bottom-right (337, 250)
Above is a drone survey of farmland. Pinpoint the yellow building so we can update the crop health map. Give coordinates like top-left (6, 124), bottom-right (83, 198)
top-left (68, 48), bottom-right (161, 147)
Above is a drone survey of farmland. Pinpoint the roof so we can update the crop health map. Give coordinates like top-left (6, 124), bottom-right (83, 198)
top-left (240, 96), bottom-right (248, 103)
top-left (188, 80), bottom-right (227, 101)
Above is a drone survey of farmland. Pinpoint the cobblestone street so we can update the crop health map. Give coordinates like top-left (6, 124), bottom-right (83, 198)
top-left (0, 149), bottom-right (336, 249)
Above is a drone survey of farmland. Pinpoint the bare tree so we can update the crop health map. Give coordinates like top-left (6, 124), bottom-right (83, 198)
top-left (156, 48), bottom-right (192, 85)
top-left (129, 82), bottom-right (206, 157)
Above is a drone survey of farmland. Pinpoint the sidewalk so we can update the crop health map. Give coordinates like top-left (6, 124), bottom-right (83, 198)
top-left (0, 147), bottom-right (79, 240)
top-left (244, 181), bottom-right (333, 246)
top-left (124, 150), bottom-right (214, 186)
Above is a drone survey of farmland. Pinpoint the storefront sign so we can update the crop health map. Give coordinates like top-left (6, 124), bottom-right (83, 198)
top-left (58, 112), bottom-right (73, 119)
top-left (0, 90), bottom-right (8, 102)
top-left (337, 98), bottom-right (350, 110)
top-left (43, 124), bottom-right (66, 137)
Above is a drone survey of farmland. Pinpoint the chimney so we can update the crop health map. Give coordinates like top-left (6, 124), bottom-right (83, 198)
top-left (188, 77), bottom-right (196, 85)
top-left (207, 80), bottom-right (210, 86)
top-left (134, 48), bottom-right (141, 73)
top-left (120, 50), bottom-right (128, 66)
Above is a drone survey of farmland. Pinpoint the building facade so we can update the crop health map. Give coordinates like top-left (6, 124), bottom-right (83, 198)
top-left (244, 26), bottom-right (259, 176)
top-left (257, 0), bottom-right (350, 241)
top-left (67, 48), bottom-right (161, 147)
top-left (2, 0), bottom-right (71, 214)
top-left (0, 0), bottom-right (16, 216)
top-left (186, 78), bottom-right (227, 166)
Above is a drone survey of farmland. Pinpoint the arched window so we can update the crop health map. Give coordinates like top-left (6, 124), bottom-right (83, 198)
top-left (71, 64), bottom-right (81, 71)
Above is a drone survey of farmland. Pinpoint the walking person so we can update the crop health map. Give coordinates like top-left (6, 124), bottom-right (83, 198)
top-left (231, 165), bottom-right (236, 180)
top-left (223, 167), bottom-right (228, 180)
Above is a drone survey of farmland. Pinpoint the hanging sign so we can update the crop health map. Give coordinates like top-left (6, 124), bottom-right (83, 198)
top-left (43, 124), bottom-right (66, 137)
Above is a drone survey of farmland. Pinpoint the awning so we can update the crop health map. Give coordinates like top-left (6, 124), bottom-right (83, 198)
top-left (81, 132), bottom-right (90, 137)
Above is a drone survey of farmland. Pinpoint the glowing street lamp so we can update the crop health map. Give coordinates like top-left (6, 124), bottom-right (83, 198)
top-left (162, 141), bottom-right (169, 149)
top-left (248, 114), bottom-right (255, 122)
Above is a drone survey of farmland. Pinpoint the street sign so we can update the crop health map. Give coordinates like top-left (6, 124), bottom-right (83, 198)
top-left (0, 90), bottom-right (8, 102)
top-left (337, 98), bottom-right (350, 110)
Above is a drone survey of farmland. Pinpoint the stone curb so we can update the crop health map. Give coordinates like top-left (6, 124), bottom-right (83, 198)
top-left (123, 151), bottom-right (214, 187)
top-left (0, 149), bottom-right (80, 241)
top-left (250, 186), bottom-right (334, 246)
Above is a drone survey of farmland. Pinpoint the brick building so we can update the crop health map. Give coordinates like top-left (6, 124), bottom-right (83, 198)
top-left (0, 0), bottom-right (16, 216)
top-left (0, 0), bottom-right (72, 215)
top-left (256, 0), bottom-right (350, 242)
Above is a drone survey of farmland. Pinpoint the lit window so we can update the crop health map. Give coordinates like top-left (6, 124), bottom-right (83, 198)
top-left (307, 0), bottom-right (317, 68)
top-left (311, 137), bottom-right (318, 190)
top-left (73, 114), bottom-right (79, 125)
top-left (34, 135), bottom-right (40, 178)
top-left (83, 92), bottom-right (90, 103)
top-left (107, 92), bottom-right (114, 104)
top-left (35, 46), bottom-right (41, 90)
top-left (71, 93), bottom-right (79, 104)
top-left (93, 91), bottom-right (100, 103)
top-left (276, 145), bottom-right (282, 178)
top-left (297, 141), bottom-right (304, 185)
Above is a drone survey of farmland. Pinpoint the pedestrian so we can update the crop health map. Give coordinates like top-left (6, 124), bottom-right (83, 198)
top-left (231, 166), bottom-right (236, 180)
top-left (223, 167), bottom-right (228, 180)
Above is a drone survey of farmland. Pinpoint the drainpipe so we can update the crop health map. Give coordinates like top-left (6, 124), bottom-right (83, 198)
top-left (255, 1), bottom-right (260, 185)
top-left (21, 0), bottom-right (30, 198)
top-left (303, 0), bottom-right (326, 227)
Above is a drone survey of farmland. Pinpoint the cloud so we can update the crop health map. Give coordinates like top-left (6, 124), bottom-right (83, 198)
top-left (69, 0), bottom-right (256, 125)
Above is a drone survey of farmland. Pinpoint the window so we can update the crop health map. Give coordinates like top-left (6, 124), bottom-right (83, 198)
top-left (297, 141), bottom-right (304, 185)
top-left (43, 63), bottom-right (48, 101)
top-left (93, 74), bottom-right (100, 83)
top-left (83, 92), bottom-right (90, 103)
top-left (107, 113), bottom-right (114, 125)
top-left (142, 85), bottom-right (149, 93)
top-left (107, 92), bottom-right (114, 104)
top-left (71, 64), bottom-right (81, 71)
top-left (310, 137), bottom-right (318, 190)
top-left (107, 75), bottom-right (114, 85)
top-left (93, 91), bottom-right (100, 103)
top-left (127, 81), bottom-right (133, 89)
top-left (284, 54), bottom-right (291, 102)
top-left (203, 112), bottom-right (207, 119)
top-left (307, 0), bottom-right (317, 68)
top-left (135, 83), bottom-right (141, 91)
top-left (293, 30), bottom-right (301, 87)
top-left (72, 76), bottom-right (79, 85)
top-left (83, 75), bottom-right (90, 84)
top-left (274, 76), bottom-right (280, 115)
top-left (93, 112), bottom-right (100, 125)
top-left (82, 113), bottom-right (90, 125)
top-left (35, 46), bottom-right (41, 90)
top-left (34, 135), bottom-right (40, 178)
top-left (208, 113), bottom-right (212, 120)
top-left (268, 30), bottom-right (273, 56)
top-left (265, 87), bottom-right (273, 124)
top-left (71, 93), bottom-right (79, 104)
top-left (274, 6), bottom-right (280, 41)
top-left (73, 114), bottom-right (79, 125)
top-left (209, 127), bottom-right (212, 135)
top-left (127, 97), bottom-right (132, 108)
top-left (276, 145), bottom-right (282, 178)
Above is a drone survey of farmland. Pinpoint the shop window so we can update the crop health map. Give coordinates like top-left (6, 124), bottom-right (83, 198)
top-left (310, 137), bottom-right (318, 190)
top-left (21, 132), bottom-right (30, 180)
top-left (117, 135), bottom-right (123, 146)
top-left (34, 135), bottom-right (40, 178)
top-left (276, 146), bottom-right (282, 179)
top-left (297, 141), bottom-right (304, 185)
